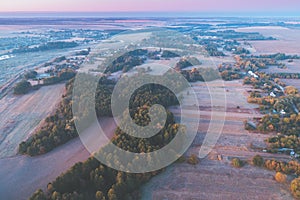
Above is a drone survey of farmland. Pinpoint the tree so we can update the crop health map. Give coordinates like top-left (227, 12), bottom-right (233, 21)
top-left (285, 86), bottom-right (298, 95)
top-left (29, 189), bottom-right (46, 200)
top-left (51, 191), bottom-right (61, 200)
top-left (291, 178), bottom-right (300, 198)
top-left (24, 70), bottom-right (37, 79)
top-left (14, 80), bottom-right (32, 94)
top-left (274, 172), bottom-right (287, 183)
top-left (187, 154), bottom-right (199, 165)
top-left (96, 191), bottom-right (106, 200)
top-left (252, 155), bottom-right (264, 167)
top-left (107, 188), bottom-right (118, 200)
top-left (231, 158), bottom-right (244, 168)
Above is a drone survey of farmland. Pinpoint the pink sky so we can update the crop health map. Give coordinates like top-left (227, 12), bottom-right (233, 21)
top-left (0, 0), bottom-right (299, 12)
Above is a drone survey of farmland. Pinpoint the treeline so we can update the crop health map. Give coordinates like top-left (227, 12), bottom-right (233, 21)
top-left (175, 57), bottom-right (201, 70)
top-left (266, 135), bottom-right (300, 152)
top-left (181, 67), bottom-right (220, 82)
top-left (30, 157), bottom-right (159, 200)
top-left (104, 49), bottom-right (182, 73)
top-left (197, 29), bottom-right (276, 40)
top-left (205, 45), bottom-right (225, 57)
top-left (220, 70), bottom-right (242, 81)
top-left (43, 70), bottom-right (76, 85)
top-left (181, 66), bottom-right (241, 82)
top-left (161, 50), bottom-right (179, 58)
top-left (249, 53), bottom-right (300, 61)
top-left (233, 47), bottom-right (250, 55)
top-left (12, 41), bottom-right (79, 54)
top-left (270, 73), bottom-right (300, 79)
top-left (235, 56), bottom-right (275, 71)
top-left (104, 49), bottom-right (147, 73)
top-left (13, 69), bottom-right (76, 95)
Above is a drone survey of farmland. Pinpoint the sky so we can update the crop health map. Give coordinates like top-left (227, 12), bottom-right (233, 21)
top-left (0, 0), bottom-right (299, 14)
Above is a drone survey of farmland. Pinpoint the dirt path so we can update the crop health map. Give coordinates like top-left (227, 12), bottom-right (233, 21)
top-left (0, 84), bottom-right (65, 158)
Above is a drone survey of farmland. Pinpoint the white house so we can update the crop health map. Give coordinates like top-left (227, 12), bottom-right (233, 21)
top-left (248, 71), bottom-right (258, 78)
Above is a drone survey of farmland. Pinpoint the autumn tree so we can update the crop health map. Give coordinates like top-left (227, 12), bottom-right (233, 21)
top-left (285, 86), bottom-right (298, 95)
top-left (291, 178), bottom-right (300, 198)
top-left (274, 172), bottom-right (287, 183)
top-left (231, 158), bottom-right (244, 168)
top-left (187, 154), bottom-right (199, 165)
top-left (96, 191), bottom-right (106, 200)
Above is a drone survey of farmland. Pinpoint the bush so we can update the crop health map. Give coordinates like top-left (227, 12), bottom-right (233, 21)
top-left (14, 80), bottom-right (32, 94)
top-left (231, 158), bottom-right (244, 168)
top-left (187, 154), bottom-right (199, 165)
top-left (285, 86), bottom-right (298, 95)
top-left (252, 155), bottom-right (264, 167)
top-left (274, 172), bottom-right (287, 183)
top-left (291, 178), bottom-right (300, 199)
top-left (161, 50), bottom-right (179, 58)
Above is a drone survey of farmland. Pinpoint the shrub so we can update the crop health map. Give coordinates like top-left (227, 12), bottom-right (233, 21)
top-left (231, 158), bottom-right (244, 168)
top-left (187, 154), bottom-right (199, 165)
top-left (252, 155), bottom-right (264, 167)
top-left (274, 172), bottom-right (287, 183)
top-left (14, 80), bottom-right (32, 94)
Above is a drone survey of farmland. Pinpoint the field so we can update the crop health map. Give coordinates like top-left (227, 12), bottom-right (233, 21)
top-left (281, 79), bottom-right (300, 91)
top-left (236, 26), bottom-right (300, 55)
top-left (0, 117), bottom-right (116, 200)
top-left (0, 84), bottom-right (65, 158)
top-left (141, 80), bottom-right (293, 200)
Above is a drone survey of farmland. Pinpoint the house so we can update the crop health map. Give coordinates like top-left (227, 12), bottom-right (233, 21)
top-left (270, 92), bottom-right (276, 97)
top-left (248, 70), bottom-right (258, 78)
top-left (280, 110), bottom-right (286, 115)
